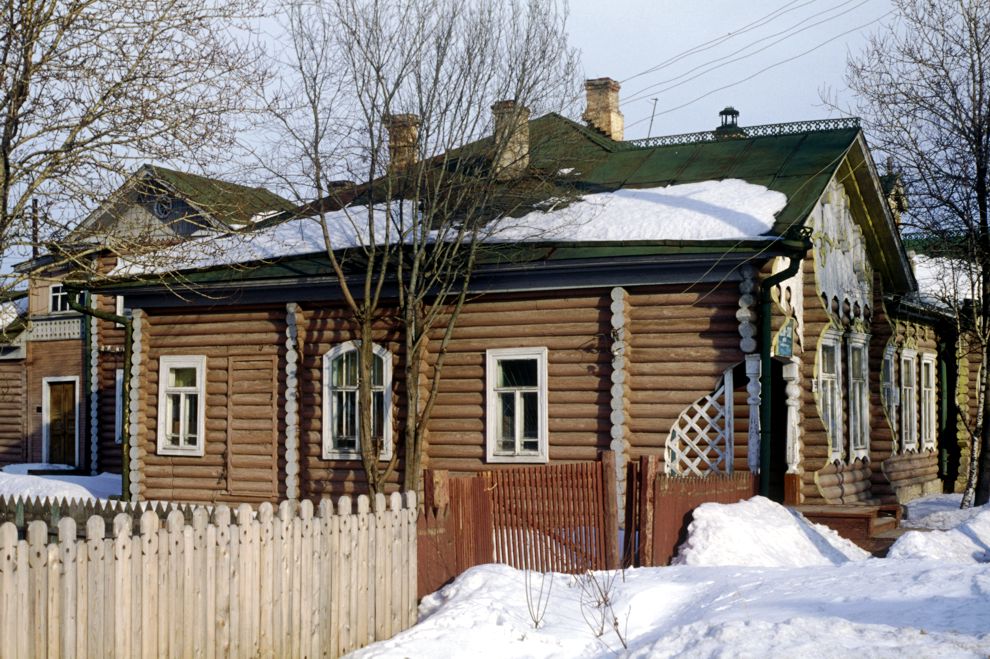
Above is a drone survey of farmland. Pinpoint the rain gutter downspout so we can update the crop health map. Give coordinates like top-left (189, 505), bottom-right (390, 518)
top-left (66, 286), bottom-right (132, 501)
top-left (759, 232), bottom-right (812, 497)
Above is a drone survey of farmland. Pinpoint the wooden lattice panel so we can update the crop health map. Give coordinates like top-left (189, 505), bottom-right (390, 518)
top-left (666, 368), bottom-right (734, 477)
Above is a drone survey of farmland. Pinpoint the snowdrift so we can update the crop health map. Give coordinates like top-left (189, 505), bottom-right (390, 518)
top-left (888, 508), bottom-right (990, 563)
top-left (673, 496), bottom-right (870, 567)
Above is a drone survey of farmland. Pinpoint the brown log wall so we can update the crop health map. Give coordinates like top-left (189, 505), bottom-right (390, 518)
top-left (626, 284), bottom-right (745, 468)
top-left (425, 291), bottom-right (613, 475)
top-left (296, 305), bottom-right (405, 499)
top-left (25, 338), bottom-right (85, 465)
top-left (139, 307), bottom-right (287, 503)
top-left (94, 291), bottom-right (126, 473)
top-left (0, 360), bottom-right (26, 465)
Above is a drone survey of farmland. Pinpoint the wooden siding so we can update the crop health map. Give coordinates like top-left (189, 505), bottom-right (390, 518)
top-left (626, 284), bottom-right (745, 469)
top-left (139, 308), bottom-right (287, 503)
top-left (296, 306), bottom-right (405, 499)
top-left (94, 291), bottom-right (126, 473)
top-left (0, 360), bottom-right (26, 465)
top-left (425, 291), bottom-right (612, 475)
top-left (867, 278), bottom-right (897, 501)
top-left (25, 339), bottom-right (85, 464)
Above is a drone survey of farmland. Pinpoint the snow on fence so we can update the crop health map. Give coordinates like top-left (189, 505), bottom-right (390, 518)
top-left (0, 493), bottom-right (418, 658)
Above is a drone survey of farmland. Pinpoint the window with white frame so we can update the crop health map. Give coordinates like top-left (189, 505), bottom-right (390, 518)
top-left (881, 344), bottom-right (898, 435)
top-left (819, 331), bottom-right (843, 460)
top-left (49, 284), bottom-right (75, 313)
top-left (486, 347), bottom-right (549, 463)
top-left (920, 353), bottom-right (937, 450)
top-left (847, 335), bottom-right (870, 459)
top-left (900, 349), bottom-right (918, 452)
top-left (322, 342), bottom-right (392, 460)
top-left (156, 356), bottom-right (206, 456)
top-left (114, 368), bottom-right (124, 444)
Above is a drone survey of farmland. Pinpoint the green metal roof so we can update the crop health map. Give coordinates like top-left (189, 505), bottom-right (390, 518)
top-left (145, 165), bottom-right (295, 227)
top-left (526, 115), bottom-right (860, 238)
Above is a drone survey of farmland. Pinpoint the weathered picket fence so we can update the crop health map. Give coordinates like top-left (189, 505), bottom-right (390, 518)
top-left (0, 495), bottom-right (201, 535)
top-left (0, 492), bottom-right (418, 658)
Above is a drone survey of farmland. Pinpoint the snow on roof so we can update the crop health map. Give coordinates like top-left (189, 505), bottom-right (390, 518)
top-left (673, 496), bottom-right (869, 567)
top-left (910, 253), bottom-right (979, 309)
top-left (0, 296), bottom-right (27, 331)
top-left (888, 507), bottom-right (990, 563)
top-left (112, 179), bottom-right (784, 276)
top-left (494, 179), bottom-right (785, 243)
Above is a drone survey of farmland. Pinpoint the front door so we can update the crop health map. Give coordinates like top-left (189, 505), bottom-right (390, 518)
top-left (48, 381), bottom-right (77, 466)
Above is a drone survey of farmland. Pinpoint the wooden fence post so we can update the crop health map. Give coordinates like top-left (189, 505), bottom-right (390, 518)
top-left (601, 451), bottom-right (619, 569)
top-left (639, 455), bottom-right (658, 567)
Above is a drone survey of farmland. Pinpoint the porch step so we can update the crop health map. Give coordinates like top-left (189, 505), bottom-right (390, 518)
top-left (790, 503), bottom-right (905, 557)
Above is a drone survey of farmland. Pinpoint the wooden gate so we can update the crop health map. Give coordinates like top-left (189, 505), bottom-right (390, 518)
top-left (418, 452), bottom-right (618, 598)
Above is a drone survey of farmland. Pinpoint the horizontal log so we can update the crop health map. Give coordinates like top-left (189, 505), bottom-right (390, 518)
top-left (628, 290), bottom-right (737, 307)
top-left (150, 310), bottom-right (284, 324)
top-left (454, 307), bottom-right (607, 328)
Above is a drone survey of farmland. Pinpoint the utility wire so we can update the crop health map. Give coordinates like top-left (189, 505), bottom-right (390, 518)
top-left (621, 0), bottom-right (815, 84)
top-left (624, 10), bottom-right (894, 131)
top-left (622, 0), bottom-right (869, 107)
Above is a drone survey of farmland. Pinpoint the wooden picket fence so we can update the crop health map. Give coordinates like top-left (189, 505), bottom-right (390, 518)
top-left (0, 493), bottom-right (418, 658)
top-left (0, 495), bottom-right (201, 535)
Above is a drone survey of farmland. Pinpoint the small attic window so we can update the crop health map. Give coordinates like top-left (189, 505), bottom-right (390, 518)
top-left (153, 196), bottom-right (172, 219)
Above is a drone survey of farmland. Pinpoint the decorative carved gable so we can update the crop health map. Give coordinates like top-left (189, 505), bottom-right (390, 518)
top-left (812, 179), bottom-right (873, 326)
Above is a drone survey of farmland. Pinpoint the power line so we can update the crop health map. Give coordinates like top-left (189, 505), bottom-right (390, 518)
top-left (621, 0), bottom-right (815, 85)
top-left (622, 0), bottom-right (869, 107)
top-left (624, 10), bottom-right (893, 131)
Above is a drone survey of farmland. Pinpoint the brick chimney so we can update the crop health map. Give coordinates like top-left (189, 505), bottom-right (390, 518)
top-left (582, 78), bottom-right (623, 140)
top-left (385, 113), bottom-right (420, 173)
top-left (491, 100), bottom-right (530, 180)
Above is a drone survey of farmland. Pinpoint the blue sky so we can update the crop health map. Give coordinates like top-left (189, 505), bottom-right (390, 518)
top-left (567, 0), bottom-right (894, 139)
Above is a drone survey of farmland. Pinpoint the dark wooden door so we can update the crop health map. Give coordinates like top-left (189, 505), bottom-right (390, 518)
top-left (48, 381), bottom-right (77, 466)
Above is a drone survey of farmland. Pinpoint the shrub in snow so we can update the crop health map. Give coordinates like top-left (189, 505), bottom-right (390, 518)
top-left (673, 496), bottom-right (869, 567)
top-left (888, 508), bottom-right (990, 563)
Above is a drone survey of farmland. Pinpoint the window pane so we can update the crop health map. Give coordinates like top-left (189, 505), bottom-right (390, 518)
top-left (521, 391), bottom-right (538, 440)
top-left (333, 351), bottom-right (358, 388)
top-left (372, 354), bottom-right (384, 388)
top-left (167, 393), bottom-right (181, 446)
top-left (822, 345), bottom-right (836, 375)
top-left (334, 390), bottom-right (357, 449)
top-left (169, 367), bottom-right (197, 388)
top-left (498, 391), bottom-right (516, 451)
top-left (851, 346), bottom-right (863, 376)
top-left (372, 391), bottom-right (384, 439)
top-left (498, 359), bottom-right (537, 388)
top-left (184, 394), bottom-right (198, 446)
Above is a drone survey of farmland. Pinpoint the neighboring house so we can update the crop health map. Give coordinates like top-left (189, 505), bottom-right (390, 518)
top-left (0, 165), bottom-right (293, 476)
top-left (100, 80), bottom-right (963, 508)
top-left (0, 293), bottom-right (28, 464)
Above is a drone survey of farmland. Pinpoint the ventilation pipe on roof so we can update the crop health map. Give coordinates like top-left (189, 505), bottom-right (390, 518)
top-left (582, 78), bottom-right (624, 141)
top-left (385, 113), bottom-right (420, 174)
top-left (491, 100), bottom-right (530, 180)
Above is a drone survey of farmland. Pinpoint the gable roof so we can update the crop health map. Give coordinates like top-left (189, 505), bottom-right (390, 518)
top-left (69, 164), bottom-right (294, 240)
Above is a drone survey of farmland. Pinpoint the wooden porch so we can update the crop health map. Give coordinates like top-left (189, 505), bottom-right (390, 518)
top-left (790, 503), bottom-right (907, 556)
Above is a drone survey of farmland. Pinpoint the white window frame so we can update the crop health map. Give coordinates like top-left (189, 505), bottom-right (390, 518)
top-left (485, 347), bottom-right (549, 464)
top-left (321, 341), bottom-right (393, 461)
top-left (49, 284), bottom-right (73, 314)
top-left (880, 343), bottom-right (898, 436)
top-left (900, 349), bottom-right (918, 452)
top-left (920, 352), bottom-right (937, 451)
top-left (819, 329), bottom-right (844, 462)
top-left (156, 355), bottom-right (206, 457)
top-left (846, 333), bottom-right (870, 461)
top-left (114, 368), bottom-right (124, 444)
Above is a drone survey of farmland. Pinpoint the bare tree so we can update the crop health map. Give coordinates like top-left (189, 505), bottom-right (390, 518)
top-left (0, 0), bottom-right (267, 288)
top-left (844, 0), bottom-right (990, 504)
top-left (262, 0), bottom-right (580, 496)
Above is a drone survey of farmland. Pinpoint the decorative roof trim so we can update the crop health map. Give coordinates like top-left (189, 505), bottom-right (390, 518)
top-left (629, 117), bottom-right (861, 149)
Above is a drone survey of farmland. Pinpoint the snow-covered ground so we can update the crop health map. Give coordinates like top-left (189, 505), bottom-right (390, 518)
top-left (354, 496), bottom-right (990, 658)
top-left (0, 463), bottom-right (122, 500)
